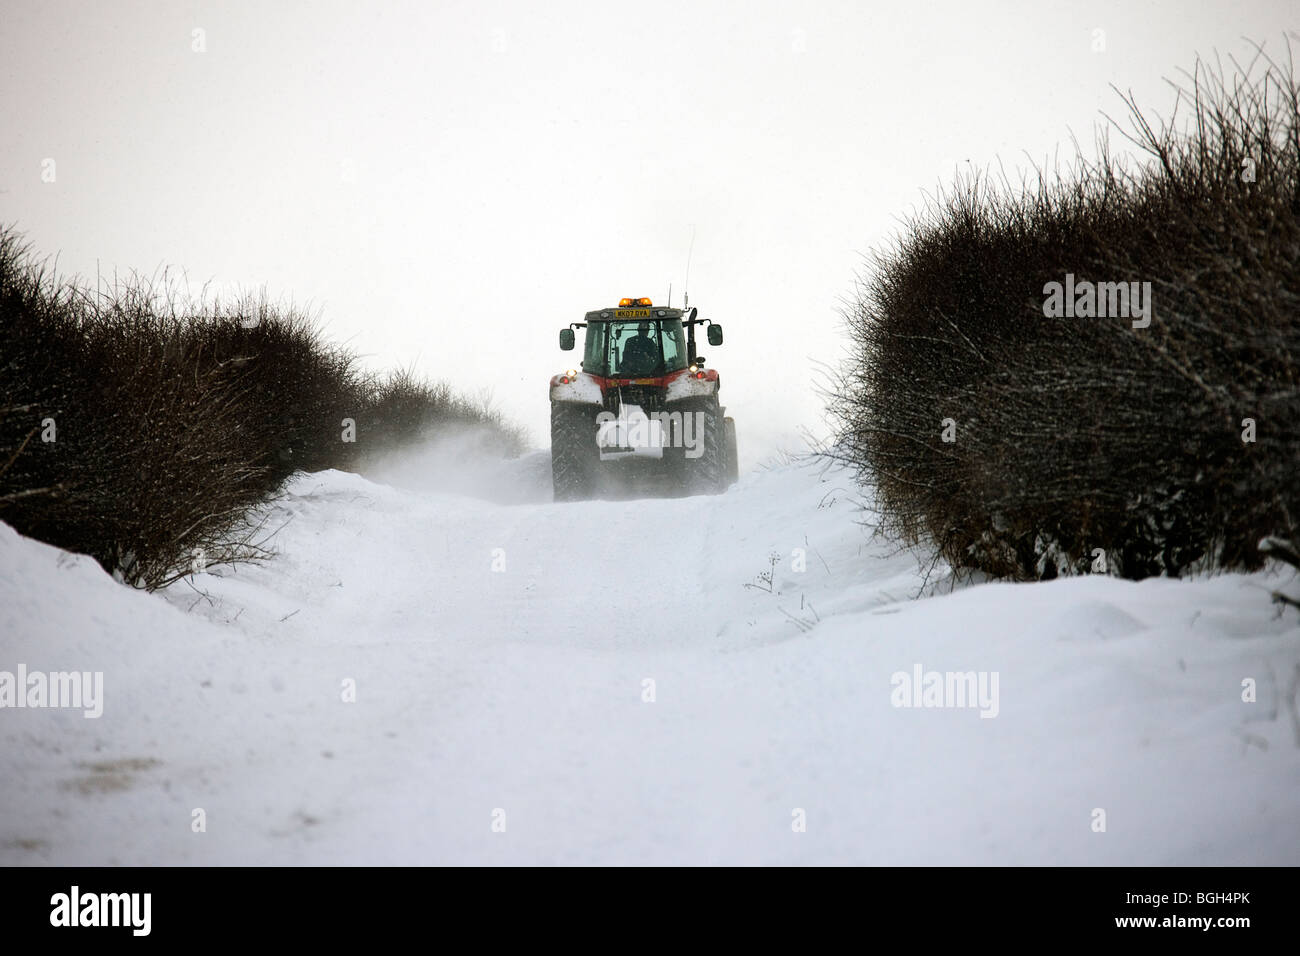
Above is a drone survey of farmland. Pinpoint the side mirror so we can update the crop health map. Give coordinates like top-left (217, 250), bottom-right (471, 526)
top-left (694, 355), bottom-right (705, 367)
top-left (707, 324), bottom-right (723, 346)
top-left (559, 328), bottom-right (575, 350)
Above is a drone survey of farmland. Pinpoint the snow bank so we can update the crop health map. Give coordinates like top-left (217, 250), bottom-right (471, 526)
top-left (1, 461), bottom-right (1297, 864)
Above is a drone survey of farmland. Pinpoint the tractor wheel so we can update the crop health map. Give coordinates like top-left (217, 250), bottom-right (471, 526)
top-left (684, 400), bottom-right (726, 496)
top-left (551, 402), bottom-right (597, 501)
top-left (724, 417), bottom-right (739, 487)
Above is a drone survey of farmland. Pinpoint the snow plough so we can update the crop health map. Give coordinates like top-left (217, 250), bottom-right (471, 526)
top-left (549, 298), bottom-right (738, 501)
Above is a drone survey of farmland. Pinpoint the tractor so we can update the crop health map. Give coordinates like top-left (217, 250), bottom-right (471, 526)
top-left (549, 298), bottom-right (738, 501)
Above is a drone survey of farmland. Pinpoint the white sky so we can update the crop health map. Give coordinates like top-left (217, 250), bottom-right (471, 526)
top-left (2, 1), bottom-right (1295, 463)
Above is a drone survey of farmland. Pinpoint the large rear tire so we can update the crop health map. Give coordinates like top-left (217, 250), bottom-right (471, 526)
top-left (551, 403), bottom-right (597, 501)
top-left (683, 400), bottom-right (725, 496)
top-left (724, 417), bottom-right (739, 487)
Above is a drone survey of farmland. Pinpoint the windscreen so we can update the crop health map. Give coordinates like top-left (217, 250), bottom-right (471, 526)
top-left (582, 319), bottom-right (688, 377)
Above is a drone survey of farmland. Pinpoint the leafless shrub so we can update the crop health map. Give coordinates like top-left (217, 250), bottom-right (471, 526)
top-left (829, 38), bottom-right (1300, 581)
top-left (0, 231), bottom-right (525, 589)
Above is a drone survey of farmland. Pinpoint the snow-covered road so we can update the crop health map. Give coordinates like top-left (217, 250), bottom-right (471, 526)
top-left (2, 457), bottom-right (1298, 864)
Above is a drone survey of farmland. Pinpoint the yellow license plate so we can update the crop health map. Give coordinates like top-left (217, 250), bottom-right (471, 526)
top-left (614, 309), bottom-right (650, 317)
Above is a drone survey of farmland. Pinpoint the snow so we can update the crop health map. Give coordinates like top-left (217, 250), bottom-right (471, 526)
top-left (549, 371), bottom-right (603, 405)
top-left (2, 457), bottom-right (1298, 865)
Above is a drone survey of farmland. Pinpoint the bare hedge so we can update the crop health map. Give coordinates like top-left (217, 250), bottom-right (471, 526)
top-left (830, 43), bottom-right (1300, 581)
top-left (0, 233), bottom-right (525, 589)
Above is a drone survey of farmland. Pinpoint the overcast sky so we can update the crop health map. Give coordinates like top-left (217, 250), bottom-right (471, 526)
top-left (2, 1), bottom-right (1295, 463)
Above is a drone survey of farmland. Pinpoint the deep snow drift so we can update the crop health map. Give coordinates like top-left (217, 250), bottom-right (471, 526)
top-left (1, 458), bottom-right (1298, 865)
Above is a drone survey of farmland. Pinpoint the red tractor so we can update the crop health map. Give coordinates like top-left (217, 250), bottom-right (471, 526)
top-left (549, 298), bottom-right (738, 501)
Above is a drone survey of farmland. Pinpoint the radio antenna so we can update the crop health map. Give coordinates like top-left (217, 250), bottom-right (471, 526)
top-left (683, 226), bottom-right (695, 310)
top-left (667, 282), bottom-right (672, 308)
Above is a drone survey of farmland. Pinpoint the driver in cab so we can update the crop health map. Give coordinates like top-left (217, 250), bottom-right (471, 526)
top-left (621, 322), bottom-right (659, 375)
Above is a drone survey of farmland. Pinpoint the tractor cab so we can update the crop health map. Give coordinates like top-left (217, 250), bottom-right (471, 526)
top-left (559, 299), bottom-right (724, 380)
